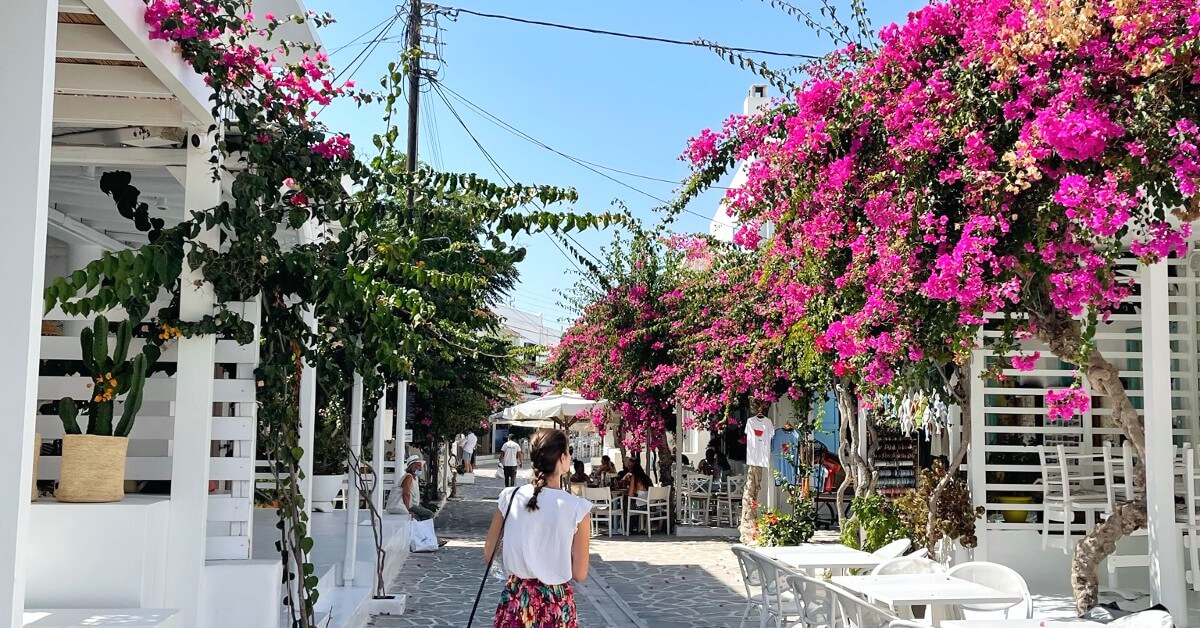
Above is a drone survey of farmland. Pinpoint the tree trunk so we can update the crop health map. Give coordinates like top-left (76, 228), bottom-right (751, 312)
top-left (927, 368), bottom-right (971, 555)
top-left (835, 383), bottom-right (872, 526)
top-left (740, 465), bottom-right (764, 543)
top-left (1032, 299), bottom-right (1146, 613)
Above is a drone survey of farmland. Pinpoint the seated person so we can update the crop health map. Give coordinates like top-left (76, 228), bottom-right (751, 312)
top-left (594, 455), bottom-right (617, 481)
top-left (697, 447), bottom-right (718, 476)
top-left (616, 460), bottom-right (653, 497)
top-left (570, 459), bottom-right (589, 484)
top-left (714, 451), bottom-right (732, 478)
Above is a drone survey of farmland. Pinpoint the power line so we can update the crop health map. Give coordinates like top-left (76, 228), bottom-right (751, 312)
top-left (442, 6), bottom-right (822, 59)
top-left (429, 81), bottom-right (601, 276)
top-left (433, 80), bottom-right (740, 230)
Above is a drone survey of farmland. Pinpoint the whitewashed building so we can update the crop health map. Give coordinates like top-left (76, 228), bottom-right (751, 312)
top-left (0, 2), bottom-right (409, 627)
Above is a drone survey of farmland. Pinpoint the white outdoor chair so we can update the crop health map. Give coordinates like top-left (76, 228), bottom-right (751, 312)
top-left (871, 556), bottom-right (945, 576)
top-left (1102, 441), bottom-right (1151, 586)
top-left (828, 579), bottom-right (902, 628)
top-left (887, 622), bottom-right (928, 628)
top-left (732, 544), bottom-right (772, 628)
top-left (1039, 444), bottom-right (1109, 554)
top-left (785, 570), bottom-right (833, 628)
top-left (907, 547), bottom-right (929, 559)
top-left (946, 561), bottom-right (1032, 619)
top-left (718, 475), bottom-right (747, 527)
top-left (1179, 447), bottom-right (1200, 592)
top-left (685, 473), bottom-right (714, 525)
top-left (870, 539), bottom-right (912, 561)
top-left (750, 552), bottom-right (805, 628)
top-left (584, 486), bottom-right (622, 537)
top-left (627, 486), bottom-right (671, 537)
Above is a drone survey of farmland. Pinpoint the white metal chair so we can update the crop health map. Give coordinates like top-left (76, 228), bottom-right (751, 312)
top-left (946, 561), bottom-right (1032, 619)
top-left (871, 556), bottom-right (945, 576)
top-left (907, 547), bottom-right (929, 559)
top-left (1179, 447), bottom-right (1200, 592)
top-left (718, 475), bottom-right (747, 527)
top-left (870, 539), bottom-right (912, 561)
top-left (1102, 441), bottom-right (1150, 586)
top-left (828, 579), bottom-right (902, 628)
top-left (684, 473), bottom-right (714, 525)
top-left (750, 552), bottom-right (805, 628)
top-left (732, 545), bottom-right (772, 628)
top-left (785, 570), bottom-right (833, 628)
top-left (583, 486), bottom-right (623, 537)
top-left (1039, 444), bottom-right (1109, 554)
top-left (887, 622), bottom-right (927, 628)
top-left (627, 485), bottom-right (671, 537)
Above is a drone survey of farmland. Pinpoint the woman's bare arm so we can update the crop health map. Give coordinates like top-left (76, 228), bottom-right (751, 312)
top-left (483, 510), bottom-right (504, 564)
top-left (571, 514), bottom-right (591, 582)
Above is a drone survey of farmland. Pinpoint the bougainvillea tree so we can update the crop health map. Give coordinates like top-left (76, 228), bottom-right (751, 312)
top-left (679, 0), bottom-right (1200, 610)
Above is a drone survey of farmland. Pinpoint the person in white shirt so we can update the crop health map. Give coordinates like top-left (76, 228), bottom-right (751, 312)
top-left (461, 430), bottom-right (478, 474)
top-left (500, 433), bottom-right (523, 487)
top-left (484, 429), bottom-right (591, 626)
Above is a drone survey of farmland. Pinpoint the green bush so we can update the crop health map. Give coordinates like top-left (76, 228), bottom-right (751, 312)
top-left (755, 500), bottom-right (816, 546)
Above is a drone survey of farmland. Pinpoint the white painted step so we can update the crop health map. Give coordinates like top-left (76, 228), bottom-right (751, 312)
top-left (24, 609), bottom-right (181, 627)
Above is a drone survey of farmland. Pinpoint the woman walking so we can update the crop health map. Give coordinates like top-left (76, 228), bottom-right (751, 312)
top-left (484, 429), bottom-right (592, 627)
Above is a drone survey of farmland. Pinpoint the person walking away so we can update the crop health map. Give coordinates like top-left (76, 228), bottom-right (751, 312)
top-left (462, 430), bottom-right (478, 474)
top-left (484, 429), bottom-right (591, 627)
top-left (500, 434), bottom-right (523, 487)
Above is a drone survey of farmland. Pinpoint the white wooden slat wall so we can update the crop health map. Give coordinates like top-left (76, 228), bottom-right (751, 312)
top-left (37, 300), bottom-right (261, 561)
top-left (970, 252), bottom-right (1200, 531)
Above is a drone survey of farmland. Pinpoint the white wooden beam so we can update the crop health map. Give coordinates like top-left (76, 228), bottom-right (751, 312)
top-left (52, 145), bottom-right (187, 167)
top-left (58, 0), bottom-right (93, 14)
top-left (47, 207), bottom-right (127, 251)
top-left (81, 0), bottom-right (213, 124)
top-left (0, 2), bottom-right (57, 625)
top-left (1141, 261), bottom-right (1189, 627)
top-left (344, 373), bottom-right (364, 586)
top-left (55, 64), bottom-right (173, 99)
top-left (54, 93), bottom-right (184, 127)
top-left (56, 23), bottom-right (137, 62)
top-left (164, 127), bottom-right (219, 628)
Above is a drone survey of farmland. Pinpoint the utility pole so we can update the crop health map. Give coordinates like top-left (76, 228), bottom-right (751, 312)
top-left (405, 0), bottom-right (422, 223)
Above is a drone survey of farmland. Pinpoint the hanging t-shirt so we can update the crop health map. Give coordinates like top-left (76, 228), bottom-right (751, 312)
top-left (744, 415), bottom-right (775, 468)
top-left (772, 428), bottom-right (801, 486)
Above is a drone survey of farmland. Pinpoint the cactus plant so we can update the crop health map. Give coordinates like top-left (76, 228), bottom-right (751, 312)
top-left (57, 315), bottom-right (156, 438)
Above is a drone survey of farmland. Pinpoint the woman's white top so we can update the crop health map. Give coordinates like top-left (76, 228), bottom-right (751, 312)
top-left (497, 484), bottom-right (592, 585)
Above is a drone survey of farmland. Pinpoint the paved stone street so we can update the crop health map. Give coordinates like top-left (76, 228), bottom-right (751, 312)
top-left (370, 462), bottom-right (751, 627)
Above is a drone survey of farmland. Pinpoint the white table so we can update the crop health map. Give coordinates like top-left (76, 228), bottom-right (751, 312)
top-left (942, 621), bottom-right (1104, 628)
top-left (832, 574), bottom-right (1024, 627)
top-left (758, 544), bottom-right (882, 571)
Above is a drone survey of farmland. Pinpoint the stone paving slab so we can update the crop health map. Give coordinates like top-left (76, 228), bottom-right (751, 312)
top-left (370, 467), bottom-right (751, 627)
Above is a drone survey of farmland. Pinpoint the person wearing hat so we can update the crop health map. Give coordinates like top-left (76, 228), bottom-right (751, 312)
top-left (398, 455), bottom-right (435, 521)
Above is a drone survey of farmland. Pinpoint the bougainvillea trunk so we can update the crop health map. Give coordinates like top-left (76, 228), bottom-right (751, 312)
top-left (834, 384), bottom-right (860, 523)
top-left (1033, 300), bottom-right (1146, 613)
top-left (740, 465), bottom-right (763, 543)
top-left (927, 370), bottom-right (971, 555)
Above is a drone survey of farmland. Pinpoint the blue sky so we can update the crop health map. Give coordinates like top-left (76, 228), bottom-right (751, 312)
top-left (309, 0), bottom-right (926, 329)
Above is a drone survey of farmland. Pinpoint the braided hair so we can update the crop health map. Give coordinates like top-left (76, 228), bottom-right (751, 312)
top-left (525, 429), bottom-right (568, 512)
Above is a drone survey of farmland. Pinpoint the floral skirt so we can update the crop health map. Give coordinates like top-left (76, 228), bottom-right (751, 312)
top-left (494, 575), bottom-right (578, 627)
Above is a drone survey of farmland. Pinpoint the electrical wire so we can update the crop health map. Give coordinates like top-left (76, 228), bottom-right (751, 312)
top-left (434, 79), bottom-right (740, 231)
top-left (442, 6), bottom-right (822, 59)
top-left (429, 80), bottom-right (600, 276)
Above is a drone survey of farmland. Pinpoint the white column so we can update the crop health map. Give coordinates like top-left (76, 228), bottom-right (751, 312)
top-left (343, 373), bottom-right (364, 585)
top-left (968, 351), bottom-right (988, 561)
top-left (164, 127), bottom-right (220, 628)
top-left (396, 381), bottom-right (408, 469)
top-left (298, 310), bottom-right (317, 522)
top-left (1141, 261), bottom-right (1188, 626)
top-left (0, 2), bottom-right (56, 623)
top-left (63, 244), bottom-right (103, 334)
top-left (370, 392), bottom-right (386, 520)
top-left (674, 406), bottom-right (683, 525)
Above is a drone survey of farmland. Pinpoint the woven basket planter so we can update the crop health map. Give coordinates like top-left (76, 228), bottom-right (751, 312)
top-left (57, 434), bottom-right (128, 503)
top-left (32, 432), bottom-right (41, 501)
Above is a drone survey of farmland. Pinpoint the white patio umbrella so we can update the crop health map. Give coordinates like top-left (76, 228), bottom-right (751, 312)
top-left (498, 390), bottom-right (607, 431)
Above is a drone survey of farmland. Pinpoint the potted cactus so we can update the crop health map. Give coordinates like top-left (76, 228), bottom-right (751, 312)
top-left (55, 315), bottom-right (155, 503)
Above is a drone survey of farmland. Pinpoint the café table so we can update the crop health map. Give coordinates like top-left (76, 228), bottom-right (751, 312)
top-left (757, 543), bottom-right (882, 573)
top-left (831, 574), bottom-right (1024, 627)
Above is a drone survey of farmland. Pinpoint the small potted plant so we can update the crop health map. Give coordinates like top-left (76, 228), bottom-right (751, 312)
top-left (55, 315), bottom-right (155, 503)
top-left (311, 397), bottom-right (349, 512)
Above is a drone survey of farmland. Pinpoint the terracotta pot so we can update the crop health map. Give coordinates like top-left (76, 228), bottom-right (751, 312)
top-left (57, 434), bottom-right (128, 503)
